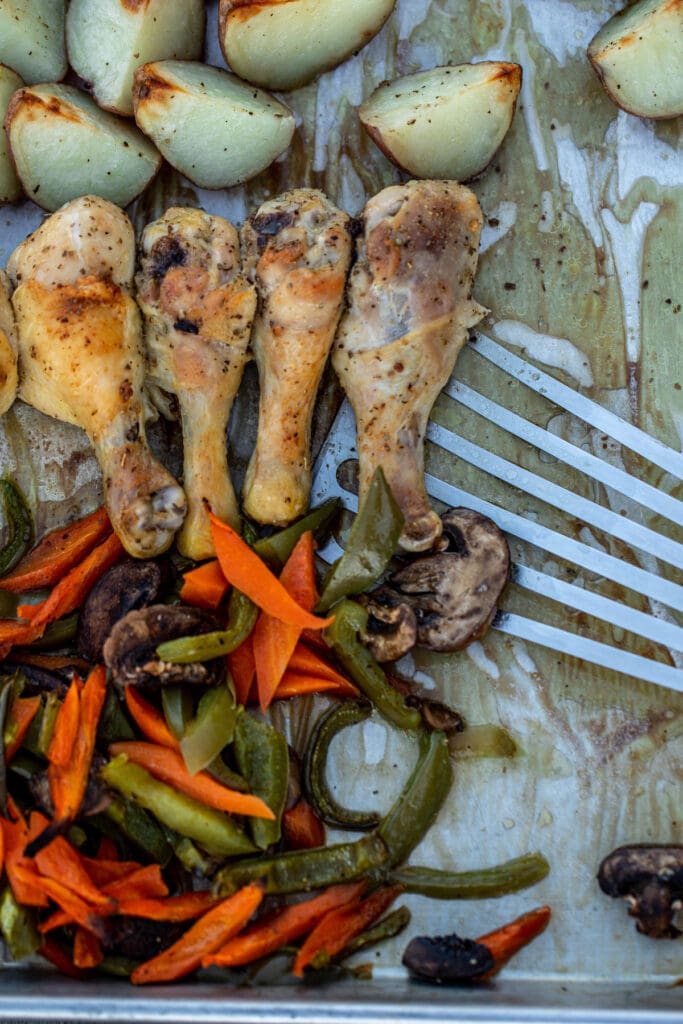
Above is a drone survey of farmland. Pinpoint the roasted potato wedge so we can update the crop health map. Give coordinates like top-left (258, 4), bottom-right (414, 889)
top-left (0, 0), bottom-right (67, 85)
top-left (5, 84), bottom-right (162, 211)
top-left (67, 0), bottom-right (205, 117)
top-left (133, 61), bottom-right (295, 189)
top-left (588, 0), bottom-right (683, 119)
top-left (219, 0), bottom-right (396, 91)
top-left (359, 62), bottom-right (522, 182)
top-left (0, 270), bottom-right (18, 416)
top-left (0, 64), bottom-right (23, 204)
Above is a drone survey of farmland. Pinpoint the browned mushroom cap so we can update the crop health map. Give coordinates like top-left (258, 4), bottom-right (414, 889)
top-left (389, 508), bottom-right (509, 652)
top-left (78, 559), bottom-right (169, 663)
top-left (358, 587), bottom-right (418, 662)
top-left (597, 844), bottom-right (683, 939)
top-left (103, 605), bottom-right (225, 689)
top-left (402, 932), bottom-right (494, 983)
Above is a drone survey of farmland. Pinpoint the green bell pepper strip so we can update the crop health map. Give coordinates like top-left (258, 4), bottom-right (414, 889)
top-left (97, 687), bottom-right (135, 746)
top-left (161, 686), bottom-right (193, 740)
top-left (28, 612), bottom-right (78, 650)
top-left (101, 756), bottom-right (257, 859)
top-left (339, 905), bottom-right (411, 961)
top-left (316, 469), bottom-right (403, 612)
top-left (0, 481), bottom-right (32, 578)
top-left (215, 831), bottom-right (389, 897)
top-left (323, 600), bottom-right (421, 732)
top-left (388, 851), bottom-right (550, 899)
top-left (233, 710), bottom-right (288, 851)
top-left (253, 499), bottom-right (342, 570)
top-left (96, 795), bottom-right (174, 867)
top-left (205, 755), bottom-right (249, 793)
top-left (378, 729), bottom-right (453, 869)
top-left (99, 956), bottom-right (140, 978)
top-left (0, 676), bottom-right (16, 815)
top-left (303, 702), bottom-right (380, 831)
top-left (22, 691), bottom-right (60, 758)
top-left (172, 836), bottom-right (216, 876)
top-left (180, 684), bottom-right (236, 775)
top-left (0, 886), bottom-right (41, 960)
top-left (157, 590), bottom-right (258, 664)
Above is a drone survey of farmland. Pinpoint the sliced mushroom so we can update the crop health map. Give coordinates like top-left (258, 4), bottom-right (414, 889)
top-left (103, 605), bottom-right (224, 689)
top-left (402, 932), bottom-right (494, 983)
top-left (358, 587), bottom-right (418, 662)
top-left (389, 508), bottom-right (509, 652)
top-left (405, 696), bottom-right (465, 734)
top-left (78, 559), bottom-right (169, 663)
top-left (597, 844), bottom-right (683, 938)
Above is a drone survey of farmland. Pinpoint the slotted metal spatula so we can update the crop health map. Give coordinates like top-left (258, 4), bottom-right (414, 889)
top-left (311, 331), bottom-right (683, 694)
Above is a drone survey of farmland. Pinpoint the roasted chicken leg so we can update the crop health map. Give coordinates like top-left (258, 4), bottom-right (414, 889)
top-left (241, 189), bottom-right (353, 525)
top-left (332, 180), bottom-right (486, 552)
top-left (0, 271), bottom-right (18, 416)
top-left (7, 195), bottom-right (187, 558)
top-left (137, 208), bottom-right (256, 559)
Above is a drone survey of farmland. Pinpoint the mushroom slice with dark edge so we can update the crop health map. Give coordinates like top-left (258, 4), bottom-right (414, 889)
top-left (78, 559), bottom-right (169, 664)
top-left (597, 844), bottom-right (683, 938)
top-left (358, 587), bottom-right (418, 663)
top-left (103, 605), bottom-right (224, 689)
top-left (402, 932), bottom-right (494, 983)
top-left (388, 508), bottom-right (510, 652)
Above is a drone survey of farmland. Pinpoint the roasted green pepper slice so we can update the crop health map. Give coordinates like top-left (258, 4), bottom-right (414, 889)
top-left (389, 851), bottom-right (550, 899)
top-left (303, 701), bottom-right (379, 831)
top-left (96, 795), bottom-right (173, 867)
top-left (317, 469), bottom-right (403, 612)
top-left (0, 481), bottom-right (32, 578)
top-left (233, 710), bottom-right (288, 850)
top-left (254, 499), bottom-right (341, 571)
top-left (323, 600), bottom-right (421, 732)
top-left (157, 589), bottom-right (258, 664)
top-left (0, 886), bottom-right (40, 960)
top-left (161, 685), bottom-right (193, 740)
top-left (28, 612), bottom-right (78, 650)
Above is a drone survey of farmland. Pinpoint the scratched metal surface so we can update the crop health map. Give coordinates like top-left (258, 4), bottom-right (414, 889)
top-left (0, 0), bottom-right (681, 1014)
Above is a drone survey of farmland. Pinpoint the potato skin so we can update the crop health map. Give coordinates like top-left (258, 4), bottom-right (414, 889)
top-left (0, 64), bottom-right (24, 204)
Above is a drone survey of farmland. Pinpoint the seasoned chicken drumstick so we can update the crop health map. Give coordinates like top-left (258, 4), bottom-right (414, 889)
top-left (137, 208), bottom-right (256, 559)
top-left (0, 271), bottom-right (18, 416)
top-left (7, 195), bottom-right (187, 558)
top-left (333, 180), bottom-right (486, 552)
top-left (242, 189), bottom-right (353, 525)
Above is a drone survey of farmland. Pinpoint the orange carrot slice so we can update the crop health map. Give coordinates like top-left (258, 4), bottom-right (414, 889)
top-left (102, 864), bottom-right (169, 902)
top-left (282, 797), bottom-right (325, 851)
top-left (39, 938), bottom-right (85, 979)
top-left (131, 883), bottom-right (264, 984)
top-left (227, 636), bottom-right (255, 706)
top-left (35, 836), bottom-right (115, 913)
top-left (210, 515), bottom-right (333, 630)
top-left (124, 687), bottom-right (180, 750)
top-left (0, 507), bottom-right (111, 592)
top-left (202, 882), bottom-right (366, 968)
top-left (274, 674), bottom-right (342, 700)
top-left (46, 676), bottom-right (81, 769)
top-left (4, 694), bottom-right (41, 760)
top-left (116, 892), bottom-right (222, 923)
top-left (73, 926), bottom-right (104, 969)
top-left (30, 533), bottom-right (124, 633)
top-left (180, 560), bottom-right (230, 610)
top-left (477, 906), bottom-right (552, 976)
top-left (109, 742), bottom-right (275, 820)
top-left (2, 802), bottom-right (49, 908)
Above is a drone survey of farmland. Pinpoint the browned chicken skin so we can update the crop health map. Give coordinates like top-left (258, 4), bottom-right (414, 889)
top-left (7, 195), bottom-right (187, 558)
top-left (137, 208), bottom-right (256, 559)
top-left (241, 189), bottom-right (353, 526)
top-left (333, 180), bottom-right (486, 551)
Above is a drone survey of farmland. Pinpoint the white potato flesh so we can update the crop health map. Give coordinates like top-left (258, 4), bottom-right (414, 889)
top-left (587, 0), bottom-right (683, 119)
top-left (219, 0), bottom-right (396, 91)
top-left (0, 64), bottom-right (23, 203)
top-left (133, 61), bottom-right (295, 189)
top-left (359, 62), bottom-right (522, 182)
top-left (0, 0), bottom-right (67, 84)
top-left (67, 0), bottom-right (205, 117)
top-left (0, 270), bottom-right (18, 416)
top-left (6, 84), bottom-right (162, 211)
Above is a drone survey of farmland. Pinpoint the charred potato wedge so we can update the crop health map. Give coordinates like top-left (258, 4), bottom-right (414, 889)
top-left (219, 0), bottom-right (396, 91)
top-left (5, 84), bottom-right (162, 211)
top-left (0, 0), bottom-right (67, 85)
top-left (587, 0), bottom-right (683, 119)
top-left (133, 61), bottom-right (295, 189)
top-left (0, 64), bottom-right (23, 203)
top-left (360, 62), bottom-right (522, 182)
top-left (0, 271), bottom-right (18, 416)
top-left (67, 0), bottom-right (205, 117)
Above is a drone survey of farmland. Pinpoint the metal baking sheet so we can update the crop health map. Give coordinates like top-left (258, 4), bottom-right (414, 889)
top-left (0, 0), bottom-right (681, 1020)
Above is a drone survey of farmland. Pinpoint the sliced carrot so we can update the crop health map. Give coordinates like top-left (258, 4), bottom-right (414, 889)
top-left (180, 559), bottom-right (229, 610)
top-left (293, 884), bottom-right (403, 977)
top-left (16, 602), bottom-right (42, 621)
top-left (477, 905), bottom-right (552, 976)
top-left (46, 676), bottom-right (81, 769)
top-left (39, 938), bottom-right (85, 979)
top-left (102, 864), bottom-right (169, 902)
top-left (0, 507), bottom-right (111, 593)
top-left (96, 836), bottom-right (119, 861)
top-left (131, 882), bottom-right (265, 984)
top-left (2, 801), bottom-right (49, 908)
top-left (35, 836), bottom-right (115, 913)
top-left (274, 673), bottom-right (342, 700)
top-left (25, 869), bottom-right (105, 938)
top-left (124, 687), bottom-right (180, 750)
top-left (288, 644), bottom-right (354, 686)
top-left (46, 665), bottom-right (107, 836)
top-left (202, 882), bottom-right (366, 969)
top-left (210, 514), bottom-right (333, 630)
top-left (30, 532), bottom-right (124, 633)
top-left (4, 694), bottom-right (41, 761)
top-left (109, 742), bottom-right (275, 821)
top-left (282, 797), bottom-right (325, 851)
top-left (280, 532), bottom-right (318, 612)
top-left (117, 892), bottom-right (222, 923)
top-left (8, 651), bottom-right (91, 674)
top-left (227, 636), bottom-right (255, 707)
top-left (73, 926), bottom-right (104, 969)
top-left (79, 857), bottom-right (144, 888)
